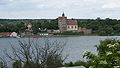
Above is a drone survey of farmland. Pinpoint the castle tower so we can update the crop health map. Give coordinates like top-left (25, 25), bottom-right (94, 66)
top-left (62, 12), bottom-right (65, 17)
top-left (58, 13), bottom-right (67, 32)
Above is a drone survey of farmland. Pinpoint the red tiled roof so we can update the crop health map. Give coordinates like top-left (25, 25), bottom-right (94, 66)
top-left (67, 21), bottom-right (78, 25)
top-left (58, 17), bottom-right (67, 19)
top-left (0, 32), bottom-right (11, 35)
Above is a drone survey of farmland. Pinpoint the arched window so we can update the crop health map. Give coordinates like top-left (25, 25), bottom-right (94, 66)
top-left (71, 26), bottom-right (73, 28)
top-left (75, 26), bottom-right (77, 28)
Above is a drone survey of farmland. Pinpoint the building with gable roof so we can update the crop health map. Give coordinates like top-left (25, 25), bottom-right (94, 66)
top-left (58, 13), bottom-right (92, 34)
top-left (58, 13), bottom-right (78, 32)
top-left (66, 19), bottom-right (78, 31)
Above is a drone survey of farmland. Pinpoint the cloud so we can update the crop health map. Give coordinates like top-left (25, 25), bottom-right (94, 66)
top-left (102, 2), bottom-right (120, 8)
top-left (83, 0), bottom-right (97, 2)
top-left (0, 0), bottom-right (120, 19)
top-left (37, 4), bottom-right (45, 8)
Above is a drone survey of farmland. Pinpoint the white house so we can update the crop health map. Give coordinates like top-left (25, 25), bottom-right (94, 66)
top-left (10, 32), bottom-right (20, 38)
top-left (66, 21), bottom-right (78, 31)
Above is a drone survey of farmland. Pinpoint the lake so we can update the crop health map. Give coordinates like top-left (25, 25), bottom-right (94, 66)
top-left (0, 36), bottom-right (120, 63)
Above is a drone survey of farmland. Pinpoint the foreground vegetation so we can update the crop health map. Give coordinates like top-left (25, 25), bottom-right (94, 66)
top-left (0, 38), bottom-right (67, 68)
top-left (0, 37), bottom-right (120, 68)
top-left (64, 39), bottom-right (120, 68)
top-left (0, 18), bottom-right (120, 35)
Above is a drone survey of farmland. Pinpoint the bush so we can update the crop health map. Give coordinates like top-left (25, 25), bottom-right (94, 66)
top-left (64, 39), bottom-right (120, 68)
top-left (64, 62), bottom-right (74, 67)
top-left (23, 61), bottom-right (37, 68)
top-left (83, 39), bottom-right (120, 68)
top-left (12, 60), bottom-right (22, 68)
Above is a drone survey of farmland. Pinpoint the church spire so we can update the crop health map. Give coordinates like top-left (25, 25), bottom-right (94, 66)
top-left (62, 12), bottom-right (65, 17)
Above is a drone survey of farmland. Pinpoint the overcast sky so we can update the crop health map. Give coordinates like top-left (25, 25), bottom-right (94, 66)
top-left (0, 0), bottom-right (120, 19)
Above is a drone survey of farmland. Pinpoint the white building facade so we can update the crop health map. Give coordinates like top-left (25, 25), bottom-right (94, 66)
top-left (67, 22), bottom-right (78, 31)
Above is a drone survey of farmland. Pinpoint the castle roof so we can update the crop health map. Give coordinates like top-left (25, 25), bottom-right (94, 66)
top-left (67, 21), bottom-right (78, 25)
top-left (58, 17), bottom-right (67, 19)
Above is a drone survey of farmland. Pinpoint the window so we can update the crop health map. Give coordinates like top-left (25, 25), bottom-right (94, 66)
top-left (71, 26), bottom-right (73, 28)
top-left (75, 26), bottom-right (77, 28)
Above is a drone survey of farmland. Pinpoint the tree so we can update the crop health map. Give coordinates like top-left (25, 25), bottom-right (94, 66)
top-left (83, 39), bottom-right (120, 68)
top-left (0, 56), bottom-right (7, 68)
top-left (16, 22), bottom-right (27, 33)
top-left (97, 25), bottom-right (113, 36)
top-left (4, 38), bottom-right (67, 68)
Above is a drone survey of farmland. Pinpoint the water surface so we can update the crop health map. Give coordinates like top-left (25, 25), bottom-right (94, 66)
top-left (0, 36), bottom-right (120, 62)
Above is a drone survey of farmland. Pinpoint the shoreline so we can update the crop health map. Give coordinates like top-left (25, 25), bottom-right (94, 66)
top-left (0, 35), bottom-right (96, 38)
top-left (1, 34), bottom-right (120, 38)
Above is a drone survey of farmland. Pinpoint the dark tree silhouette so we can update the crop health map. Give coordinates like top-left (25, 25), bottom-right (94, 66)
top-left (3, 38), bottom-right (67, 68)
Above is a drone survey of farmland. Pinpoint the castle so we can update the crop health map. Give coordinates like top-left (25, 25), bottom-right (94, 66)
top-left (25, 13), bottom-right (92, 35)
top-left (58, 13), bottom-right (92, 34)
top-left (58, 13), bottom-right (78, 32)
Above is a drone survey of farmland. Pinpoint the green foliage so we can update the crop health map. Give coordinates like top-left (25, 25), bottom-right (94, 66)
top-left (45, 54), bottom-right (63, 68)
top-left (0, 18), bottom-right (120, 35)
top-left (77, 18), bottom-right (120, 36)
top-left (0, 19), bottom-right (58, 34)
top-left (0, 22), bottom-right (26, 33)
top-left (97, 25), bottom-right (113, 36)
top-left (16, 22), bottom-right (27, 33)
top-left (64, 61), bottom-right (88, 67)
top-left (83, 39), bottom-right (120, 68)
top-left (0, 61), bottom-right (4, 68)
top-left (74, 61), bottom-right (88, 67)
top-left (64, 62), bottom-right (74, 67)
top-left (13, 54), bottom-right (63, 68)
top-left (23, 61), bottom-right (37, 68)
top-left (64, 39), bottom-right (120, 68)
top-left (32, 19), bottom-right (58, 34)
top-left (12, 60), bottom-right (22, 68)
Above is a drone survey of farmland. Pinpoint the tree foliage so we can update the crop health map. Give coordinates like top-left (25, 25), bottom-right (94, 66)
top-left (83, 39), bottom-right (120, 68)
top-left (12, 60), bottom-right (22, 68)
top-left (0, 19), bottom-right (58, 34)
top-left (77, 18), bottom-right (120, 35)
top-left (64, 39), bottom-right (120, 68)
top-left (0, 18), bottom-right (120, 35)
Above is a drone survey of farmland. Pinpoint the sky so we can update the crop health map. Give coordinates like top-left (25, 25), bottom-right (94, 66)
top-left (0, 0), bottom-right (120, 19)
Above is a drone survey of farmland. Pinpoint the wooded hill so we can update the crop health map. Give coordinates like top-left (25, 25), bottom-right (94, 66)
top-left (0, 18), bottom-right (120, 36)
